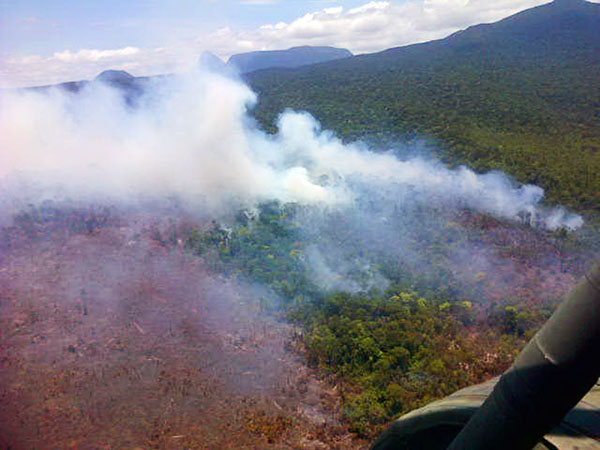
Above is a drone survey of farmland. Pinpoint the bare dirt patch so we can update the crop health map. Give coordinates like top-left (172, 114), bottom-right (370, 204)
top-left (0, 213), bottom-right (366, 449)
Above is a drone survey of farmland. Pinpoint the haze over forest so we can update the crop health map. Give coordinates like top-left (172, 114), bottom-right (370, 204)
top-left (0, 0), bottom-right (599, 447)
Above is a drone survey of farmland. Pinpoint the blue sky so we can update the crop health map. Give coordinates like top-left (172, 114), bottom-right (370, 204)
top-left (2, 0), bottom-right (371, 55)
top-left (1, 0), bottom-right (596, 87)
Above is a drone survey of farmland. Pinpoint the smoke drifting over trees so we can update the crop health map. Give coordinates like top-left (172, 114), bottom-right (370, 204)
top-left (0, 69), bottom-right (582, 232)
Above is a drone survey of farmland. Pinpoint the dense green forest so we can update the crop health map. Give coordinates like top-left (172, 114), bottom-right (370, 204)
top-left (247, 0), bottom-right (600, 211)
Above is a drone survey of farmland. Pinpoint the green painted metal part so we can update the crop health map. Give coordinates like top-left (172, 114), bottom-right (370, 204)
top-left (371, 377), bottom-right (600, 450)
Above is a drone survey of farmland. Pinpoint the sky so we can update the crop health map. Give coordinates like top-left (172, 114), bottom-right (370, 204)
top-left (1, 0), bottom-right (598, 88)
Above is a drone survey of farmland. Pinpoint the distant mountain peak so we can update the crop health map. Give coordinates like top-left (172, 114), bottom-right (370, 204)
top-left (227, 46), bottom-right (352, 74)
top-left (95, 70), bottom-right (134, 82)
top-left (198, 51), bottom-right (227, 73)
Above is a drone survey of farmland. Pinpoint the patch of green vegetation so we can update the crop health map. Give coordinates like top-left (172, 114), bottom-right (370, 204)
top-left (183, 201), bottom-right (547, 436)
top-left (185, 201), bottom-right (319, 302)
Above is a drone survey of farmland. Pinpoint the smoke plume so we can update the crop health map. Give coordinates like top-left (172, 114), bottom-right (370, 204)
top-left (0, 68), bottom-right (583, 233)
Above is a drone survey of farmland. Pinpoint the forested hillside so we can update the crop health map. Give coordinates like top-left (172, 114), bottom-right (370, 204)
top-left (247, 0), bottom-right (600, 210)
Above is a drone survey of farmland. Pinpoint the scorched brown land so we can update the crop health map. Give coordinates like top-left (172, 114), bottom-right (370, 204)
top-left (0, 210), bottom-right (366, 449)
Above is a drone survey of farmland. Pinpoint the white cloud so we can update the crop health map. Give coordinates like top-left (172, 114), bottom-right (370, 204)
top-left (198, 0), bottom-right (564, 61)
top-left (2, 0), bottom-right (599, 87)
top-left (323, 6), bottom-right (344, 14)
top-left (238, 0), bottom-right (279, 4)
top-left (0, 45), bottom-right (197, 88)
top-left (349, 2), bottom-right (390, 14)
top-left (53, 47), bottom-right (140, 63)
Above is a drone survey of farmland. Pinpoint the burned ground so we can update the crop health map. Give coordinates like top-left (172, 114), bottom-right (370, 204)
top-left (0, 211), bottom-right (366, 449)
top-left (0, 203), bottom-right (594, 447)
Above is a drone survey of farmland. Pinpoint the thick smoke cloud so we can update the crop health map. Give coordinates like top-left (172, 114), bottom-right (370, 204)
top-left (0, 68), bottom-right (582, 232)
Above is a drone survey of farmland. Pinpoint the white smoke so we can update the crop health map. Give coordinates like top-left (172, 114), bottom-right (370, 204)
top-left (0, 68), bottom-right (582, 230)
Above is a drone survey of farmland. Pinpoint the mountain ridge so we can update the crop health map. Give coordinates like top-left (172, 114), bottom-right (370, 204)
top-left (227, 45), bottom-right (352, 73)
